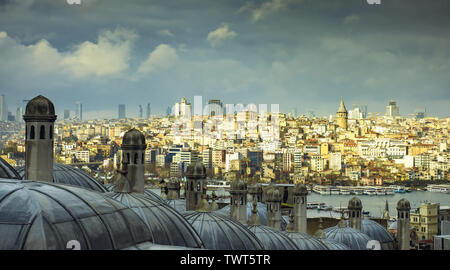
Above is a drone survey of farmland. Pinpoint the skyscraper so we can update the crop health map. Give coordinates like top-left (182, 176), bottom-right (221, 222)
top-left (386, 100), bottom-right (399, 117)
top-left (146, 103), bottom-right (151, 119)
top-left (138, 105), bottom-right (143, 118)
top-left (0, 95), bottom-right (7, 121)
top-left (75, 102), bottom-right (82, 120)
top-left (15, 105), bottom-right (22, 123)
top-left (64, 109), bottom-right (70, 120)
top-left (118, 104), bottom-right (126, 119)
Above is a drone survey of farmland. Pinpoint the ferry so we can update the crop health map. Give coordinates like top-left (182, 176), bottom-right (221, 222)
top-left (330, 187), bottom-right (340, 195)
top-left (426, 184), bottom-right (450, 194)
top-left (339, 187), bottom-right (351, 195)
top-left (332, 206), bottom-right (347, 213)
top-left (375, 187), bottom-right (386, 196)
top-left (207, 180), bottom-right (231, 189)
top-left (364, 188), bottom-right (376, 196)
top-left (317, 204), bottom-right (333, 211)
top-left (313, 185), bottom-right (331, 195)
top-left (385, 187), bottom-right (395, 195)
top-left (307, 202), bottom-right (325, 209)
top-left (392, 185), bottom-right (406, 193)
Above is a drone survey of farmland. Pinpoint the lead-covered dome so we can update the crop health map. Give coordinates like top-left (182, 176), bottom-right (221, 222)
top-left (106, 192), bottom-right (204, 249)
top-left (283, 232), bottom-right (329, 250)
top-left (183, 211), bottom-right (264, 250)
top-left (348, 197), bottom-right (362, 209)
top-left (0, 157), bottom-right (21, 179)
top-left (104, 183), bottom-right (164, 203)
top-left (323, 220), bottom-right (371, 250)
top-left (247, 225), bottom-right (298, 250)
top-left (23, 95), bottom-right (56, 121)
top-left (217, 202), bottom-right (288, 230)
top-left (397, 198), bottom-right (411, 210)
top-left (346, 219), bottom-right (396, 250)
top-left (0, 179), bottom-right (152, 250)
top-left (121, 128), bottom-right (146, 149)
top-left (17, 164), bottom-right (108, 193)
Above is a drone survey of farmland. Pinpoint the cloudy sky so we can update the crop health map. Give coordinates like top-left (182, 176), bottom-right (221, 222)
top-left (0, 0), bottom-right (449, 119)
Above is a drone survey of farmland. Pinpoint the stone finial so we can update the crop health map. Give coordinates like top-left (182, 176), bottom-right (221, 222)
top-left (337, 210), bottom-right (347, 228)
top-left (315, 218), bottom-right (326, 239)
top-left (286, 210), bottom-right (295, 232)
top-left (247, 197), bottom-right (261, 226)
top-left (210, 192), bottom-right (219, 211)
top-left (113, 163), bottom-right (131, 193)
top-left (197, 193), bottom-right (210, 212)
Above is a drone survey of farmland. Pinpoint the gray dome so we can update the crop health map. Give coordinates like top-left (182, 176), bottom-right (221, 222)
top-left (0, 157), bottom-right (21, 179)
top-left (348, 196), bottom-right (362, 209)
top-left (247, 225), bottom-right (299, 250)
top-left (104, 183), bottom-right (164, 203)
top-left (0, 179), bottom-right (152, 250)
top-left (397, 198), bottom-right (411, 210)
top-left (165, 199), bottom-right (187, 214)
top-left (230, 178), bottom-right (246, 191)
top-left (17, 164), bottom-right (108, 193)
top-left (23, 95), bottom-right (56, 121)
top-left (324, 224), bottom-right (371, 250)
top-left (319, 238), bottom-right (351, 250)
top-left (122, 128), bottom-right (146, 149)
top-left (284, 232), bottom-right (329, 250)
top-left (183, 211), bottom-right (264, 250)
top-left (217, 202), bottom-right (288, 230)
top-left (293, 183), bottom-right (308, 196)
top-left (346, 219), bottom-right (395, 250)
top-left (106, 192), bottom-right (204, 249)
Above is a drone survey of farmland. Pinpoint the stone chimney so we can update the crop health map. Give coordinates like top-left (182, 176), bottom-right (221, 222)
top-left (23, 95), bottom-right (57, 182)
top-left (121, 128), bottom-right (146, 193)
top-left (230, 178), bottom-right (247, 224)
top-left (397, 198), bottom-right (411, 250)
top-left (185, 161), bottom-right (207, 211)
top-left (266, 182), bottom-right (282, 230)
top-left (348, 197), bottom-right (362, 231)
top-left (293, 183), bottom-right (308, 233)
top-left (167, 178), bottom-right (181, 200)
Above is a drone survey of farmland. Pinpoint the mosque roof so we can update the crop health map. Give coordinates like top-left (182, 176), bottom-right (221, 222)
top-left (0, 157), bottom-right (21, 179)
top-left (247, 225), bottom-right (299, 250)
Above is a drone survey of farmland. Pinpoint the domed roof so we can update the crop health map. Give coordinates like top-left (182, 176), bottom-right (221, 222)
top-left (165, 199), bottom-right (187, 214)
top-left (17, 164), bottom-right (108, 193)
top-left (293, 183), bottom-right (308, 196)
top-left (104, 183), bottom-right (164, 203)
top-left (0, 179), bottom-right (153, 249)
top-left (323, 222), bottom-right (371, 250)
top-left (0, 157), bottom-right (21, 179)
top-left (106, 192), bottom-right (204, 248)
top-left (185, 161), bottom-right (206, 179)
top-left (122, 128), bottom-right (146, 149)
top-left (23, 95), bottom-right (56, 121)
top-left (217, 202), bottom-right (288, 230)
top-left (348, 197), bottom-right (362, 209)
top-left (183, 211), bottom-right (264, 250)
top-left (348, 219), bottom-right (395, 245)
top-left (247, 225), bottom-right (299, 250)
top-left (397, 198), bottom-right (411, 210)
top-left (283, 232), bottom-right (329, 250)
top-left (230, 178), bottom-right (246, 191)
top-left (319, 238), bottom-right (351, 250)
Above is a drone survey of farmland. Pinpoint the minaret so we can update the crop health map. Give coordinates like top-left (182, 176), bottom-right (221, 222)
top-left (397, 198), bottom-right (411, 250)
top-left (336, 96), bottom-right (348, 130)
top-left (185, 161), bottom-right (207, 211)
top-left (230, 178), bottom-right (248, 224)
top-left (348, 197), bottom-right (362, 231)
top-left (382, 200), bottom-right (390, 228)
top-left (121, 128), bottom-right (147, 193)
top-left (23, 95), bottom-right (57, 182)
top-left (293, 183), bottom-right (308, 233)
top-left (266, 182), bottom-right (282, 230)
top-left (248, 183), bottom-right (263, 202)
top-left (167, 178), bottom-right (181, 200)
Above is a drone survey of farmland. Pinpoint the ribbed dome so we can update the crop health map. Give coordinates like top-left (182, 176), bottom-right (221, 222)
top-left (293, 183), bottom-right (308, 196)
top-left (122, 128), bottom-right (146, 149)
top-left (104, 183), bottom-right (164, 203)
top-left (17, 164), bottom-right (108, 193)
top-left (185, 161), bottom-right (206, 179)
top-left (319, 238), bottom-right (351, 250)
top-left (247, 225), bottom-right (299, 250)
top-left (324, 224), bottom-right (371, 250)
top-left (106, 192), bottom-right (204, 249)
top-left (348, 197), bottom-right (362, 209)
top-left (397, 198), bottom-right (411, 210)
top-left (183, 211), bottom-right (264, 250)
top-left (357, 219), bottom-right (395, 250)
top-left (23, 95), bottom-right (56, 121)
top-left (217, 202), bottom-right (288, 230)
top-left (0, 179), bottom-right (153, 250)
top-left (0, 157), bottom-right (21, 179)
top-left (165, 199), bottom-right (187, 214)
top-left (283, 232), bottom-right (329, 250)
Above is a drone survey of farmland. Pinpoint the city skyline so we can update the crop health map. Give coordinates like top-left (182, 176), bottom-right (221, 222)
top-left (0, 0), bottom-right (449, 119)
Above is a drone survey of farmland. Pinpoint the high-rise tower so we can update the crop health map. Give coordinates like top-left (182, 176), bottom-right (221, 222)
top-left (336, 97), bottom-right (348, 130)
top-left (23, 95), bottom-right (57, 182)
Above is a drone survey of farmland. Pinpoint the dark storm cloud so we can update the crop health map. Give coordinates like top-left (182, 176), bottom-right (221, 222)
top-left (0, 0), bottom-right (449, 118)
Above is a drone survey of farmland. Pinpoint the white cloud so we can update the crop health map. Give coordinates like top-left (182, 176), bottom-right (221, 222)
top-left (252, 0), bottom-right (288, 22)
top-left (137, 44), bottom-right (179, 74)
top-left (158, 29), bottom-right (174, 37)
top-left (206, 23), bottom-right (237, 48)
top-left (343, 14), bottom-right (360, 25)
